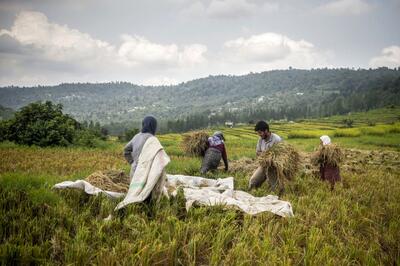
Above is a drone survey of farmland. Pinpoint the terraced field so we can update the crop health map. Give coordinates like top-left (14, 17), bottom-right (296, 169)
top-left (1, 107), bottom-right (399, 265)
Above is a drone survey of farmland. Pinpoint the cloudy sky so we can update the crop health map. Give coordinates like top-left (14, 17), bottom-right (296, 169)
top-left (0, 0), bottom-right (399, 86)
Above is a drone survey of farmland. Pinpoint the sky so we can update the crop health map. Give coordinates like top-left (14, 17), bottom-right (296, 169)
top-left (0, 0), bottom-right (399, 86)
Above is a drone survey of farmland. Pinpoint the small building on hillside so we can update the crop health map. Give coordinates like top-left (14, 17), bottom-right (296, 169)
top-left (225, 121), bottom-right (234, 128)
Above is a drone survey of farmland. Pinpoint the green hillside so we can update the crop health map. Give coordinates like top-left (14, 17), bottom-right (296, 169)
top-left (1, 68), bottom-right (399, 128)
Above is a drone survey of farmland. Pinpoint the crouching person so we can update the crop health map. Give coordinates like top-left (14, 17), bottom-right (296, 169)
top-left (200, 131), bottom-right (228, 174)
top-left (249, 121), bottom-right (282, 190)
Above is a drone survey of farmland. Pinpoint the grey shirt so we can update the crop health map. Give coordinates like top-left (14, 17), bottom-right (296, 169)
top-left (256, 133), bottom-right (282, 154)
top-left (123, 132), bottom-right (153, 178)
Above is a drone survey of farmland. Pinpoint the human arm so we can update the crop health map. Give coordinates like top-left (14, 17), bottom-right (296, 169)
top-left (123, 140), bottom-right (134, 164)
top-left (222, 144), bottom-right (228, 171)
top-left (256, 138), bottom-right (262, 157)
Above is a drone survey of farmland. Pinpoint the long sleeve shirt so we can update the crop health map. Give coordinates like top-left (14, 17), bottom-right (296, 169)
top-left (123, 132), bottom-right (153, 177)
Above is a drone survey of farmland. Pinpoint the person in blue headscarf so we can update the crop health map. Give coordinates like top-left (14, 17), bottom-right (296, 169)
top-left (123, 115), bottom-right (158, 179)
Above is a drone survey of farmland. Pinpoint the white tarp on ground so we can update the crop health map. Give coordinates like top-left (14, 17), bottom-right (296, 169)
top-left (53, 180), bottom-right (125, 198)
top-left (165, 174), bottom-right (293, 217)
top-left (53, 174), bottom-right (293, 217)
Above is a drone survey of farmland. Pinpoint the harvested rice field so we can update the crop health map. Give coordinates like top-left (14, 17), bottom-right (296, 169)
top-left (1, 108), bottom-right (400, 265)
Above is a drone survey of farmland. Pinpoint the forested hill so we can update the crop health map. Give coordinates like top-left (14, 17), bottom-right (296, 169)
top-left (0, 105), bottom-right (14, 120)
top-left (0, 68), bottom-right (399, 126)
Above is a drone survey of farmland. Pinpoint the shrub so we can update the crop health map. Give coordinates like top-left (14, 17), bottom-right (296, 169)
top-left (120, 128), bottom-right (140, 142)
top-left (1, 101), bottom-right (105, 148)
top-left (342, 119), bottom-right (354, 128)
top-left (0, 120), bottom-right (12, 142)
top-left (73, 130), bottom-right (99, 148)
top-left (5, 101), bottom-right (79, 147)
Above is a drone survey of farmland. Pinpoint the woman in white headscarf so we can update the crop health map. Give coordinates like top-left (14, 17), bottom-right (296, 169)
top-left (320, 135), bottom-right (331, 146)
top-left (317, 135), bottom-right (341, 190)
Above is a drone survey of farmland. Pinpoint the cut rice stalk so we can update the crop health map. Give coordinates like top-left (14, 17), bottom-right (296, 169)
top-left (181, 130), bottom-right (209, 157)
top-left (257, 142), bottom-right (300, 185)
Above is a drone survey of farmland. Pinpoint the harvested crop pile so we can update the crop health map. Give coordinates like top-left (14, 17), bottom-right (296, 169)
top-left (257, 142), bottom-right (300, 183)
top-left (181, 131), bottom-right (209, 157)
top-left (85, 170), bottom-right (130, 193)
top-left (299, 151), bottom-right (319, 176)
top-left (228, 157), bottom-right (258, 175)
top-left (341, 149), bottom-right (400, 173)
top-left (311, 144), bottom-right (344, 167)
top-left (301, 148), bottom-right (400, 174)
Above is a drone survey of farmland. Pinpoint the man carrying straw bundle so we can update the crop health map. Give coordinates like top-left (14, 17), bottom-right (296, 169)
top-left (248, 121), bottom-right (282, 190)
top-left (200, 131), bottom-right (229, 174)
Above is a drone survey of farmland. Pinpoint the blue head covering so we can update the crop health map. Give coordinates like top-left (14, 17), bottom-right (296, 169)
top-left (141, 115), bottom-right (157, 135)
top-left (213, 131), bottom-right (225, 141)
top-left (208, 131), bottom-right (225, 146)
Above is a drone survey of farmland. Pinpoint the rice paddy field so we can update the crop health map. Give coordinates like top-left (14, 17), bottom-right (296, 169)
top-left (1, 107), bottom-right (400, 265)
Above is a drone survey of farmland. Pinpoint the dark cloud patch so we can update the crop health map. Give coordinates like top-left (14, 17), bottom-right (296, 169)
top-left (0, 34), bottom-right (31, 55)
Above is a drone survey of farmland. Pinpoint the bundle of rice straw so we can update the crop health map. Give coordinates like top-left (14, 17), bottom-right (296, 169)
top-left (257, 142), bottom-right (300, 183)
top-left (181, 130), bottom-right (209, 156)
top-left (104, 169), bottom-right (130, 184)
top-left (85, 170), bottom-right (130, 193)
top-left (311, 144), bottom-right (343, 167)
top-left (229, 157), bottom-right (259, 175)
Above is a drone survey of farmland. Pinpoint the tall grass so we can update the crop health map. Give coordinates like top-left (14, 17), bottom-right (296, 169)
top-left (1, 113), bottom-right (400, 264)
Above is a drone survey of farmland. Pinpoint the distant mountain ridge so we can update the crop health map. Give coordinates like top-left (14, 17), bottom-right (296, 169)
top-left (0, 68), bottom-right (399, 124)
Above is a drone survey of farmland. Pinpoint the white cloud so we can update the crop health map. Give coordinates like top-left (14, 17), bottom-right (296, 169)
top-left (315, 0), bottom-right (371, 15)
top-left (118, 35), bottom-right (207, 67)
top-left (369, 46), bottom-right (400, 68)
top-left (0, 11), bottom-right (208, 85)
top-left (221, 32), bottom-right (331, 70)
top-left (179, 44), bottom-right (208, 65)
top-left (0, 11), bottom-right (115, 64)
top-left (118, 35), bottom-right (179, 66)
top-left (224, 33), bottom-right (291, 62)
top-left (0, 11), bottom-right (332, 87)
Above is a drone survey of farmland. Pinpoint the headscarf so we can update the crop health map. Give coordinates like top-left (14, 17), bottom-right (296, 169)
top-left (141, 115), bottom-right (157, 135)
top-left (213, 131), bottom-right (225, 141)
top-left (208, 131), bottom-right (225, 146)
top-left (320, 135), bottom-right (331, 146)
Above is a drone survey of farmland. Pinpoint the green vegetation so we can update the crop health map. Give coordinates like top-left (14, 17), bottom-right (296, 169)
top-left (1, 68), bottom-right (399, 134)
top-left (118, 128), bottom-right (140, 142)
top-left (0, 108), bottom-right (399, 264)
top-left (0, 105), bottom-right (14, 120)
top-left (333, 128), bottom-right (362, 137)
top-left (0, 101), bottom-right (108, 147)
